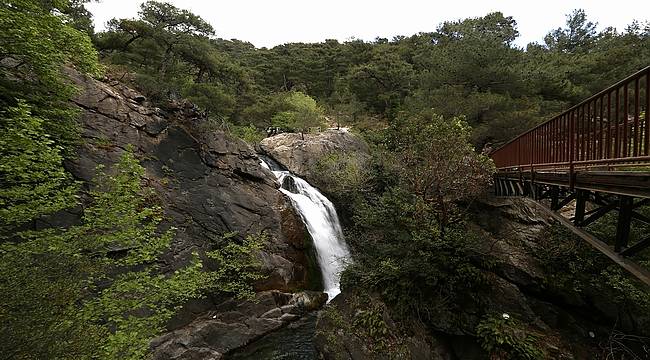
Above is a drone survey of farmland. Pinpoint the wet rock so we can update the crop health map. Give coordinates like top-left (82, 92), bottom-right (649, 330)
top-left (64, 69), bottom-right (316, 294)
top-left (281, 175), bottom-right (298, 193)
top-left (260, 308), bottom-right (282, 319)
top-left (279, 313), bottom-right (300, 322)
top-left (151, 291), bottom-right (326, 359)
top-left (290, 291), bottom-right (328, 312)
top-left (280, 304), bottom-right (297, 314)
top-left (144, 117), bottom-right (168, 135)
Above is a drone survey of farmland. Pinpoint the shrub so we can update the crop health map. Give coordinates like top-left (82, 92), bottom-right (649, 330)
top-left (476, 314), bottom-right (544, 360)
top-left (271, 91), bottom-right (325, 133)
top-left (230, 124), bottom-right (265, 144)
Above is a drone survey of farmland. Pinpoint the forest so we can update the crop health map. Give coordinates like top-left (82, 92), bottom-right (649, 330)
top-left (89, 3), bottom-right (650, 148)
top-left (1, 0), bottom-right (650, 359)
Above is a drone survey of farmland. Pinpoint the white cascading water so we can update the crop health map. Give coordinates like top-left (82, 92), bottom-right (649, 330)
top-left (260, 157), bottom-right (351, 301)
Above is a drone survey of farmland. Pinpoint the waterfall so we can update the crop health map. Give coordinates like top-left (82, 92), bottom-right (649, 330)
top-left (260, 156), bottom-right (351, 301)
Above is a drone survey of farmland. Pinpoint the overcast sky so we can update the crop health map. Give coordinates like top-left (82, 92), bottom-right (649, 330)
top-left (87, 0), bottom-right (649, 48)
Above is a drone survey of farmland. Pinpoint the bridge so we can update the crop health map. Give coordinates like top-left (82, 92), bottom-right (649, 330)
top-left (490, 66), bottom-right (650, 286)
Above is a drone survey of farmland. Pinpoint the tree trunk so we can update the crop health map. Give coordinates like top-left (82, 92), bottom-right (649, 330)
top-left (436, 190), bottom-right (447, 240)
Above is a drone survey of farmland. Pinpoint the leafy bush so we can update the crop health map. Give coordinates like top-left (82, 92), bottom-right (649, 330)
top-left (536, 224), bottom-right (650, 334)
top-left (183, 82), bottom-right (236, 120)
top-left (207, 231), bottom-right (265, 300)
top-left (271, 91), bottom-right (325, 133)
top-left (476, 314), bottom-right (544, 360)
top-left (1, 0), bottom-right (100, 153)
top-left (315, 152), bottom-right (372, 195)
top-left (336, 113), bottom-right (493, 326)
top-left (385, 111), bottom-right (495, 233)
top-left (230, 124), bottom-right (266, 144)
top-left (316, 296), bottom-right (411, 357)
top-left (0, 102), bottom-right (78, 230)
top-left (313, 152), bottom-right (373, 218)
top-left (341, 185), bottom-right (487, 324)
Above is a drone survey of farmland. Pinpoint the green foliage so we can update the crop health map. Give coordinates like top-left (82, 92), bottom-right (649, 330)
top-left (326, 85), bottom-right (366, 128)
top-left (0, 0), bottom-right (99, 92)
top-left (0, 102), bottom-right (78, 230)
top-left (229, 124), bottom-right (265, 144)
top-left (0, 238), bottom-right (106, 360)
top-left (346, 45), bottom-right (415, 115)
top-left (476, 314), bottom-right (544, 360)
top-left (0, 150), bottom-right (266, 359)
top-left (316, 151), bottom-right (370, 182)
top-left (3, 2), bottom-right (649, 357)
top-left (270, 111), bottom-right (295, 129)
top-left (183, 82), bottom-right (236, 120)
top-left (536, 224), bottom-right (650, 332)
top-left (1, 0), bottom-right (100, 153)
top-left (95, 1), bottom-right (250, 122)
top-left (341, 183), bottom-right (487, 324)
top-left (353, 306), bottom-right (389, 339)
top-left (316, 295), bottom-right (413, 358)
top-left (544, 9), bottom-right (597, 53)
top-left (89, 259), bottom-right (211, 359)
top-left (326, 113), bottom-right (494, 327)
top-left (271, 91), bottom-right (325, 132)
top-left (316, 305), bottom-right (350, 359)
top-left (384, 111), bottom-right (495, 233)
top-left (206, 231), bottom-right (266, 300)
top-left (96, 3), bottom-right (649, 149)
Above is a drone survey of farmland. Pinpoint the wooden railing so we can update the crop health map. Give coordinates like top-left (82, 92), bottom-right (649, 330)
top-left (491, 66), bottom-right (650, 174)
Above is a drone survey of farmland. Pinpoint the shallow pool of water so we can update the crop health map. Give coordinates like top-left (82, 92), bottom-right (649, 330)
top-left (226, 312), bottom-right (318, 360)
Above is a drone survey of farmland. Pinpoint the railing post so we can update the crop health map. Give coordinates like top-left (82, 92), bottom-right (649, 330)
top-left (646, 68), bottom-right (650, 156)
top-left (615, 196), bottom-right (633, 252)
top-left (574, 190), bottom-right (587, 225)
top-left (569, 110), bottom-right (575, 190)
top-left (551, 186), bottom-right (559, 210)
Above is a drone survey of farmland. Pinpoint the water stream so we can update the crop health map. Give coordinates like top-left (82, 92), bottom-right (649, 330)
top-left (227, 313), bottom-right (318, 360)
top-left (227, 157), bottom-right (351, 359)
top-left (259, 156), bottom-right (351, 301)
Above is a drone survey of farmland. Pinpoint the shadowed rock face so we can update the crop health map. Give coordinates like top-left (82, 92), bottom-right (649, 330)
top-left (60, 69), bottom-right (324, 356)
top-left (65, 69), bottom-right (311, 292)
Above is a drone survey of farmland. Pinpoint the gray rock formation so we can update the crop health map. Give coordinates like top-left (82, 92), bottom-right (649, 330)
top-left (259, 130), bottom-right (369, 186)
top-left (62, 69), bottom-right (324, 355)
top-left (152, 290), bottom-right (327, 359)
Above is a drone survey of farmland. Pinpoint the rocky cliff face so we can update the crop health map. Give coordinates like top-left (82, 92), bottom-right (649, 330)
top-left (63, 70), bottom-right (322, 358)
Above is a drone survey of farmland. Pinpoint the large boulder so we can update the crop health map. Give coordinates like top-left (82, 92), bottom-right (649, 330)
top-left (259, 130), bottom-right (369, 186)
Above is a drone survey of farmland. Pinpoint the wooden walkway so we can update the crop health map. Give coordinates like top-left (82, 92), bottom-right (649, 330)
top-left (491, 66), bottom-right (650, 286)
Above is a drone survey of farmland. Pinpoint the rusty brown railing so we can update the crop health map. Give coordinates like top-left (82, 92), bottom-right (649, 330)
top-left (491, 66), bottom-right (650, 175)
